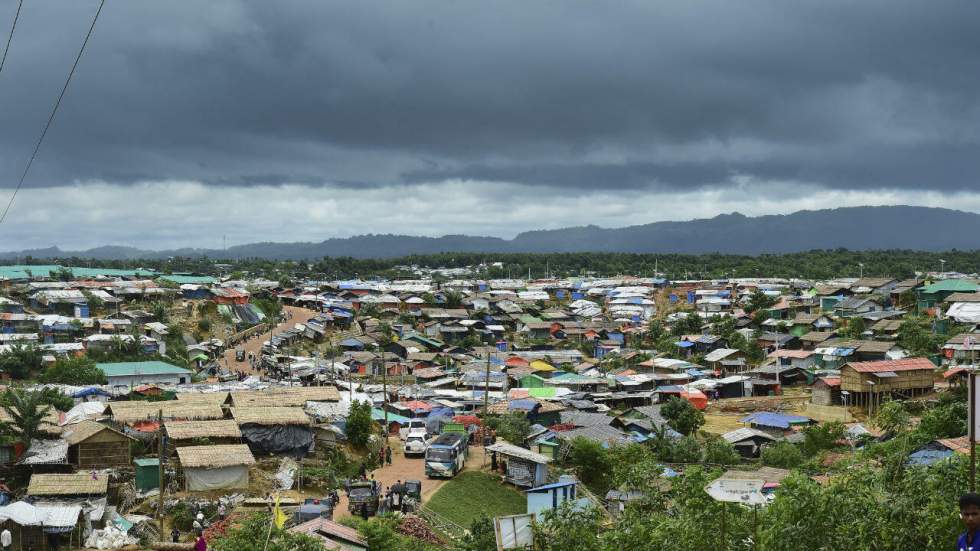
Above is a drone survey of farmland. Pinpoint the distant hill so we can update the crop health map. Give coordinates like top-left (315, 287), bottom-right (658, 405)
top-left (3, 205), bottom-right (979, 260)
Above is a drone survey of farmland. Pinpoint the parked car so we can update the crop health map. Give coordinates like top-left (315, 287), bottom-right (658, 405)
top-left (404, 430), bottom-right (429, 457)
top-left (399, 419), bottom-right (428, 440)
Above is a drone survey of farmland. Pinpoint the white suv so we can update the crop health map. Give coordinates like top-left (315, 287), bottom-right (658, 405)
top-left (403, 428), bottom-right (429, 457)
top-left (399, 419), bottom-right (427, 440)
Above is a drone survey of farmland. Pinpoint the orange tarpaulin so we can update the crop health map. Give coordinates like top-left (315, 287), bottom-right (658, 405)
top-left (680, 389), bottom-right (708, 410)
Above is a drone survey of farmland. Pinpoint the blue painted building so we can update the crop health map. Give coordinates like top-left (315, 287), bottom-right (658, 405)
top-left (526, 476), bottom-right (590, 515)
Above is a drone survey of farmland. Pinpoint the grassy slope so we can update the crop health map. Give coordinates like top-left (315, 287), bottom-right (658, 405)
top-left (426, 471), bottom-right (526, 527)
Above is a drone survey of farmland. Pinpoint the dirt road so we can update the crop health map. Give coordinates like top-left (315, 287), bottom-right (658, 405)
top-left (220, 305), bottom-right (319, 374)
top-left (334, 441), bottom-right (488, 519)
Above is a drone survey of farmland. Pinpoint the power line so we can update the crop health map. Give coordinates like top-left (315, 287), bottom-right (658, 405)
top-left (0, 0), bottom-right (23, 77)
top-left (0, 0), bottom-right (106, 226)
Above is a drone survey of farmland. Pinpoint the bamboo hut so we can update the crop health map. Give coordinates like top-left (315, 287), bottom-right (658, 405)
top-left (840, 357), bottom-right (936, 412)
top-left (62, 420), bottom-right (135, 470)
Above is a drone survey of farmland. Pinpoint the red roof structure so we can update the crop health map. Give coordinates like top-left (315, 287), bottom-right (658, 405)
top-left (845, 357), bottom-right (935, 373)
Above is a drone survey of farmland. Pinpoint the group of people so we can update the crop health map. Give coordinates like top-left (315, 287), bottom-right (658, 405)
top-left (378, 480), bottom-right (413, 514)
top-left (169, 503), bottom-right (228, 550)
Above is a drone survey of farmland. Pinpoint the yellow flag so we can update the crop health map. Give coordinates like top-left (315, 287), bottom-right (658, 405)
top-left (273, 495), bottom-right (288, 529)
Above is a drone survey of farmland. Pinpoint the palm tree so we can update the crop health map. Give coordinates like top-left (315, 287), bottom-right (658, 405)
top-left (0, 389), bottom-right (53, 445)
top-left (443, 291), bottom-right (464, 309)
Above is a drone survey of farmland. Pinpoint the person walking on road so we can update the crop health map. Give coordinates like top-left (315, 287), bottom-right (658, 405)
top-left (385, 446), bottom-right (392, 466)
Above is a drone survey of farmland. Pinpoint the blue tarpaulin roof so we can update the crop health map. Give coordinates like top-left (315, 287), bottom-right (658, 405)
top-left (527, 480), bottom-right (577, 492)
top-left (675, 341), bottom-right (695, 348)
top-left (740, 412), bottom-right (811, 429)
top-left (509, 399), bottom-right (539, 411)
top-left (686, 368), bottom-right (707, 378)
top-left (71, 387), bottom-right (110, 398)
top-left (428, 407), bottom-right (454, 418)
top-left (907, 449), bottom-right (953, 466)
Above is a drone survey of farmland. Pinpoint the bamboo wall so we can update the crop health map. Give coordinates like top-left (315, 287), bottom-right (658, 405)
top-left (72, 431), bottom-right (131, 470)
top-left (840, 367), bottom-right (934, 393)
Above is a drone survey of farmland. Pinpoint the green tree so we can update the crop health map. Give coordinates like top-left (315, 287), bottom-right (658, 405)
top-left (532, 503), bottom-right (603, 551)
top-left (744, 290), bottom-right (778, 313)
top-left (761, 441), bottom-right (804, 469)
top-left (152, 301), bottom-right (169, 323)
top-left (209, 514), bottom-right (326, 551)
top-left (454, 516), bottom-right (497, 551)
top-left (493, 413), bottom-right (531, 446)
top-left (802, 421), bottom-right (845, 456)
top-left (35, 387), bottom-right (74, 412)
top-left (896, 317), bottom-right (946, 357)
top-left (0, 344), bottom-right (43, 379)
top-left (671, 435), bottom-right (702, 463)
top-left (702, 437), bottom-right (740, 466)
top-left (918, 401), bottom-right (967, 439)
top-left (39, 356), bottom-right (107, 385)
top-left (874, 400), bottom-right (911, 435)
top-left (661, 397), bottom-right (705, 435)
top-left (0, 389), bottom-right (54, 444)
top-left (443, 291), bottom-right (464, 309)
top-left (347, 400), bottom-right (375, 447)
top-left (565, 437), bottom-right (612, 493)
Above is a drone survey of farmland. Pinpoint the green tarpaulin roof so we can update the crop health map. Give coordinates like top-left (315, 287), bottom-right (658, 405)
top-left (96, 361), bottom-right (191, 377)
top-left (159, 275), bottom-right (216, 285)
top-left (922, 280), bottom-right (979, 293)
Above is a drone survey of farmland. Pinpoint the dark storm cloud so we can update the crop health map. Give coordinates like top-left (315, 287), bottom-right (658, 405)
top-left (0, 0), bottom-right (978, 191)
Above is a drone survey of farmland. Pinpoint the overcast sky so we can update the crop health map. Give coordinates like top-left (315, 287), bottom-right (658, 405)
top-left (1, 0), bottom-right (979, 250)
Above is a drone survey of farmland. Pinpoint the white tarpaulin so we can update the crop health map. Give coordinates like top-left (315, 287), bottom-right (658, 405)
top-left (62, 401), bottom-right (107, 425)
top-left (948, 303), bottom-right (980, 324)
top-left (184, 466), bottom-right (249, 492)
top-left (704, 479), bottom-right (767, 506)
top-left (0, 501), bottom-right (80, 528)
top-left (495, 514), bottom-right (535, 549)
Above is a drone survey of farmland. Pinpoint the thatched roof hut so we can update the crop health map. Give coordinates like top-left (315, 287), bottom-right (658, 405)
top-left (27, 473), bottom-right (108, 497)
top-left (176, 444), bottom-right (255, 491)
top-left (164, 420), bottom-right (242, 452)
top-left (105, 401), bottom-right (224, 424)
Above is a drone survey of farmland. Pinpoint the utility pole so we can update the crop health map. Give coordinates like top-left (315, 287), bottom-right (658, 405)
top-left (157, 409), bottom-right (165, 536)
top-left (380, 354), bottom-right (389, 444)
top-left (483, 350), bottom-right (491, 416)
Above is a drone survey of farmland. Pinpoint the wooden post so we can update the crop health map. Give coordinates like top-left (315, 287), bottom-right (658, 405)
top-left (971, 373), bottom-right (976, 492)
top-left (720, 502), bottom-right (727, 551)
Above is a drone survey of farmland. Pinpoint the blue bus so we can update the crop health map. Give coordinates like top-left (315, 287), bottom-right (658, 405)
top-left (424, 433), bottom-right (468, 478)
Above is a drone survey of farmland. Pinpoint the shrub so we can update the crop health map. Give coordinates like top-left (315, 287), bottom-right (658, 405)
top-left (761, 441), bottom-right (805, 469)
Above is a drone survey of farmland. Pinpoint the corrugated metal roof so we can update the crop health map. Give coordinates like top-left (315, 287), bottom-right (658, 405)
top-left (845, 357), bottom-right (935, 373)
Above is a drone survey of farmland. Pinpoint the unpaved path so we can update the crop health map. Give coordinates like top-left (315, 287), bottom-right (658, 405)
top-left (334, 441), bottom-right (488, 519)
top-left (220, 305), bottom-right (319, 374)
